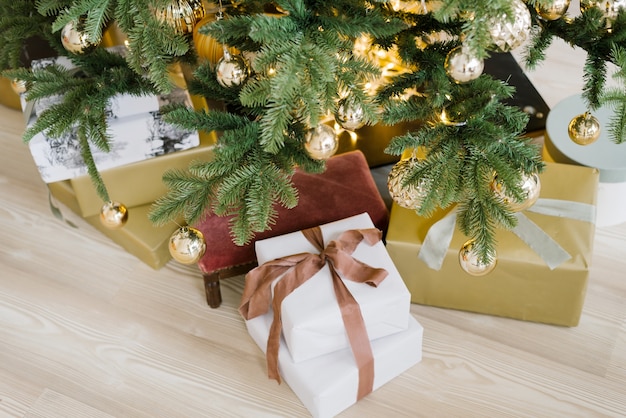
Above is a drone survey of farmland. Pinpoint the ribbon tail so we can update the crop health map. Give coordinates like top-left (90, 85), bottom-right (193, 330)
top-left (418, 210), bottom-right (457, 270)
top-left (527, 198), bottom-right (597, 224)
top-left (330, 266), bottom-right (374, 400)
top-left (512, 212), bottom-right (571, 270)
top-left (262, 256), bottom-right (325, 384)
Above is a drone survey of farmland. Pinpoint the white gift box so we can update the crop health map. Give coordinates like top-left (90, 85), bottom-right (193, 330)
top-left (27, 109), bottom-right (199, 183)
top-left (23, 52), bottom-right (199, 183)
top-left (246, 310), bottom-right (423, 418)
top-left (253, 212), bottom-right (412, 363)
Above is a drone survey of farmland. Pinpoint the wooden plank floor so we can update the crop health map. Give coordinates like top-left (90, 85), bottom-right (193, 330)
top-left (1, 37), bottom-right (626, 417)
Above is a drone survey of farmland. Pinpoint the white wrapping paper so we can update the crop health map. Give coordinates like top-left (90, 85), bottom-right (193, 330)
top-left (27, 110), bottom-right (200, 183)
top-left (246, 311), bottom-right (423, 418)
top-left (253, 212), bottom-right (411, 363)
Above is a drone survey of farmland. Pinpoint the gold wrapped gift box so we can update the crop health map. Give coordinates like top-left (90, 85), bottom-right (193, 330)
top-left (385, 162), bottom-right (599, 326)
top-left (70, 128), bottom-right (216, 217)
top-left (48, 180), bottom-right (180, 269)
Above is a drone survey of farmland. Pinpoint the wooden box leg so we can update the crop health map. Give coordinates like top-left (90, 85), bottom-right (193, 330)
top-left (203, 273), bottom-right (222, 308)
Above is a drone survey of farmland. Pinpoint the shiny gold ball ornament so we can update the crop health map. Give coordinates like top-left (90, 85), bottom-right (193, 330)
top-left (61, 19), bottom-right (99, 54)
top-left (335, 97), bottom-right (366, 131)
top-left (580, 0), bottom-right (626, 25)
top-left (444, 46), bottom-right (484, 83)
top-left (568, 112), bottom-right (601, 145)
top-left (168, 226), bottom-right (207, 264)
top-left (536, 0), bottom-right (571, 20)
top-left (10, 79), bottom-right (27, 95)
top-left (459, 239), bottom-right (497, 276)
top-left (488, 0), bottom-right (532, 52)
top-left (491, 172), bottom-right (541, 212)
top-left (304, 124), bottom-right (339, 160)
top-left (99, 201), bottom-right (128, 229)
top-left (215, 50), bottom-right (250, 88)
top-left (387, 158), bottom-right (429, 210)
top-left (154, 0), bottom-right (206, 35)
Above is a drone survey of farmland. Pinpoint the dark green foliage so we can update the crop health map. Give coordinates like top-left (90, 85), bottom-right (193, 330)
top-left (0, 1), bottom-right (59, 71)
top-left (150, 0), bottom-right (408, 242)
top-left (4, 0), bottom-right (626, 261)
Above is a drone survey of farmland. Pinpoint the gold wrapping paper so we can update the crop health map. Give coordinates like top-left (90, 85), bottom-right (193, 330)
top-left (385, 162), bottom-right (599, 326)
top-left (69, 128), bottom-right (216, 217)
top-left (48, 180), bottom-right (179, 269)
top-left (0, 77), bottom-right (21, 110)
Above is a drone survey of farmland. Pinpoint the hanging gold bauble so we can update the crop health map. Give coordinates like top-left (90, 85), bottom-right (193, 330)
top-left (304, 124), bottom-right (338, 160)
top-left (99, 201), bottom-right (129, 229)
top-left (335, 97), bottom-right (366, 131)
top-left (491, 172), bottom-right (541, 212)
top-left (10, 79), bottom-right (27, 95)
top-left (488, 0), bottom-right (531, 52)
top-left (215, 51), bottom-right (250, 87)
top-left (536, 0), bottom-right (571, 20)
top-left (193, 14), bottom-right (235, 65)
top-left (444, 46), bottom-right (484, 84)
top-left (387, 158), bottom-right (429, 210)
top-left (61, 19), bottom-right (99, 54)
top-left (459, 239), bottom-right (497, 276)
top-left (154, 0), bottom-right (206, 35)
top-left (568, 112), bottom-right (601, 145)
top-left (169, 226), bottom-right (207, 264)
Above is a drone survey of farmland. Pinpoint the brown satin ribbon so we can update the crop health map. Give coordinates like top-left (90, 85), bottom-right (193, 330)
top-left (239, 226), bottom-right (388, 400)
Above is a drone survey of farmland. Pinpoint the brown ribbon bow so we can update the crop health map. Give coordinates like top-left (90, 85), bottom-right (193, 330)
top-left (239, 226), bottom-right (388, 400)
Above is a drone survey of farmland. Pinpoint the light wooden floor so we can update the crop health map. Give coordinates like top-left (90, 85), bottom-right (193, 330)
top-left (2, 38), bottom-right (626, 417)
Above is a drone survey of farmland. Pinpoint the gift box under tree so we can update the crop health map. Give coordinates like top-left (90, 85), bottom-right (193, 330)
top-left (47, 180), bottom-right (180, 269)
top-left (193, 150), bottom-right (390, 308)
top-left (386, 162), bottom-right (599, 327)
top-left (240, 212), bottom-right (423, 418)
top-left (21, 55), bottom-right (200, 184)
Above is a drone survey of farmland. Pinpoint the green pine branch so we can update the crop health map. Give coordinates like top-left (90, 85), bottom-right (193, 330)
top-left (601, 45), bottom-right (626, 144)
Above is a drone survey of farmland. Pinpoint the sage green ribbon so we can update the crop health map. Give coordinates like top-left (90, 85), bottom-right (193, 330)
top-left (417, 198), bottom-right (596, 271)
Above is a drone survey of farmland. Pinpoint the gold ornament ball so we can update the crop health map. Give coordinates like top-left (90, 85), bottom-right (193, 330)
top-left (304, 124), bottom-right (339, 160)
top-left (491, 172), bottom-right (541, 212)
top-left (387, 159), bottom-right (429, 210)
top-left (169, 226), bottom-right (207, 264)
top-left (10, 79), bottom-right (27, 95)
top-left (489, 0), bottom-right (531, 52)
top-left (154, 0), bottom-right (205, 35)
top-left (580, 0), bottom-right (626, 24)
top-left (61, 19), bottom-right (98, 54)
top-left (215, 52), bottom-right (250, 88)
top-left (459, 239), bottom-right (497, 277)
top-left (99, 201), bottom-right (128, 229)
top-left (568, 112), bottom-right (601, 145)
top-left (335, 97), bottom-right (366, 131)
top-left (444, 46), bottom-right (484, 83)
top-left (536, 0), bottom-right (571, 20)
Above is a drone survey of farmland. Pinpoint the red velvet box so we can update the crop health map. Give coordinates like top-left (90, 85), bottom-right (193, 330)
top-left (194, 150), bottom-right (389, 308)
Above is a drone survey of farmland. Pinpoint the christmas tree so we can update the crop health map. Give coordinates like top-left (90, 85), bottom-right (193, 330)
top-left (2, 0), bottom-right (625, 266)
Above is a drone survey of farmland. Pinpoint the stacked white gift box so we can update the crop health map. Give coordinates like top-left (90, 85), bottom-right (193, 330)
top-left (240, 212), bottom-right (424, 418)
top-left (20, 48), bottom-right (199, 184)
